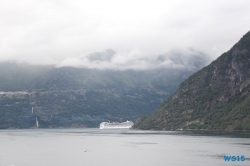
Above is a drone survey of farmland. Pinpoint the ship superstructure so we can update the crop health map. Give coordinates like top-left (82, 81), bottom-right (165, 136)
top-left (100, 120), bottom-right (133, 129)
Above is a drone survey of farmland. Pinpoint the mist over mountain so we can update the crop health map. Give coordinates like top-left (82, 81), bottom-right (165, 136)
top-left (0, 49), bottom-right (209, 128)
top-left (58, 48), bottom-right (210, 70)
top-left (0, 63), bottom-right (53, 91)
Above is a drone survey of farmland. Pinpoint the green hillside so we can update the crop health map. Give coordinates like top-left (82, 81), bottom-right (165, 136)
top-left (27, 68), bottom-right (193, 128)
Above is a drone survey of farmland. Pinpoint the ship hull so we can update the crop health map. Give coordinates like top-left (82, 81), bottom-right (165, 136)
top-left (100, 126), bottom-right (132, 129)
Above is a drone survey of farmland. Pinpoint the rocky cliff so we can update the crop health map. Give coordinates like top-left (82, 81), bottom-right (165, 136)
top-left (133, 31), bottom-right (250, 131)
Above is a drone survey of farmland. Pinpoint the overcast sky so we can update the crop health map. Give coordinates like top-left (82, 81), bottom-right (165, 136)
top-left (1, 0), bottom-right (250, 69)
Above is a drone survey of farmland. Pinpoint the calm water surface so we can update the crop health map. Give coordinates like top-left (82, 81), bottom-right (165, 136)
top-left (0, 129), bottom-right (249, 166)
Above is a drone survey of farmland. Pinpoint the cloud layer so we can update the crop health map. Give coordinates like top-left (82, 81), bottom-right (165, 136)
top-left (57, 49), bottom-right (210, 70)
top-left (1, 0), bottom-right (250, 68)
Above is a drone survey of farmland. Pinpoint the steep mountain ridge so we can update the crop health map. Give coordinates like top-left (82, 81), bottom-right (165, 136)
top-left (133, 31), bottom-right (250, 131)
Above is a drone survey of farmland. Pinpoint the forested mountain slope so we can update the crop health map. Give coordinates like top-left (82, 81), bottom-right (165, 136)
top-left (0, 65), bottom-right (195, 128)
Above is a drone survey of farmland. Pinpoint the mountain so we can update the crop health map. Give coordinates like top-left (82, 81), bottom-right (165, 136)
top-left (86, 49), bottom-right (115, 62)
top-left (0, 50), bottom-right (209, 129)
top-left (26, 67), bottom-right (194, 128)
top-left (132, 31), bottom-right (250, 131)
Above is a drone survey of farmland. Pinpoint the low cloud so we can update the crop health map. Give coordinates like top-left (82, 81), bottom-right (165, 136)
top-left (57, 48), bottom-right (211, 70)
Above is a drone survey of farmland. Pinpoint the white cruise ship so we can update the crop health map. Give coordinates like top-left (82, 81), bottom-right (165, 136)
top-left (100, 120), bottom-right (134, 129)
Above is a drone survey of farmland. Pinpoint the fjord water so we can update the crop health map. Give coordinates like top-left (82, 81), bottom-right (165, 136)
top-left (0, 129), bottom-right (249, 166)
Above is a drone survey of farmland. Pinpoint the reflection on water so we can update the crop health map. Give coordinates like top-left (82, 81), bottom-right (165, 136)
top-left (0, 129), bottom-right (249, 166)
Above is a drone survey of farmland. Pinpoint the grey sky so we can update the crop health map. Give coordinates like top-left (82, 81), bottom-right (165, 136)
top-left (1, 0), bottom-right (250, 69)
